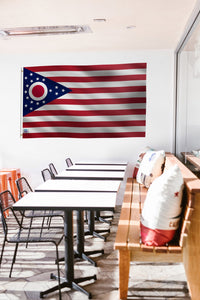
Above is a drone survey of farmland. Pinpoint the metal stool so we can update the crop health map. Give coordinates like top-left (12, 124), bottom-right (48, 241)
top-left (1, 168), bottom-right (21, 201)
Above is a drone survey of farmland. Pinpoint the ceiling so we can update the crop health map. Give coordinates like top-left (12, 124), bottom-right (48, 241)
top-left (0, 0), bottom-right (198, 54)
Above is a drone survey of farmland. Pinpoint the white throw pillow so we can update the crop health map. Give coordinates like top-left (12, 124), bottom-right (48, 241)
top-left (140, 164), bottom-right (184, 246)
top-left (136, 150), bottom-right (165, 187)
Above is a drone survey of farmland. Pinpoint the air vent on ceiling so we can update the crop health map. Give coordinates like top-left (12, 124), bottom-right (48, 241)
top-left (0, 25), bottom-right (92, 37)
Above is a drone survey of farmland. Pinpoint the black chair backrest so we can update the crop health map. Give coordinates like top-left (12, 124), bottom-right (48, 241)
top-left (41, 168), bottom-right (54, 181)
top-left (0, 190), bottom-right (21, 237)
top-left (66, 158), bottom-right (73, 167)
top-left (16, 177), bottom-right (33, 198)
top-left (49, 163), bottom-right (58, 176)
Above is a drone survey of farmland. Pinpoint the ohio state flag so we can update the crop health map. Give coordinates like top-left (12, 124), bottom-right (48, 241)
top-left (22, 63), bottom-right (146, 138)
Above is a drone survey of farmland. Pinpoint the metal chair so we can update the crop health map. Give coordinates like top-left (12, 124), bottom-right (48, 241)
top-left (49, 163), bottom-right (58, 176)
top-left (16, 176), bottom-right (45, 241)
top-left (0, 190), bottom-right (63, 299)
top-left (16, 176), bottom-right (33, 196)
top-left (40, 170), bottom-right (64, 228)
top-left (41, 168), bottom-right (54, 180)
top-left (65, 158), bottom-right (73, 168)
top-left (16, 176), bottom-right (64, 228)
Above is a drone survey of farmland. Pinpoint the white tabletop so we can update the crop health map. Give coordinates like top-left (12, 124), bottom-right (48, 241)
top-left (75, 162), bottom-right (127, 166)
top-left (55, 170), bottom-right (125, 180)
top-left (35, 179), bottom-right (121, 192)
top-left (67, 165), bottom-right (126, 171)
top-left (13, 192), bottom-right (117, 211)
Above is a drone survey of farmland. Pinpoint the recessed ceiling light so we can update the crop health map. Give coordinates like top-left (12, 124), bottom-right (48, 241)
top-left (126, 25), bottom-right (136, 29)
top-left (0, 25), bottom-right (92, 37)
top-left (93, 18), bottom-right (107, 22)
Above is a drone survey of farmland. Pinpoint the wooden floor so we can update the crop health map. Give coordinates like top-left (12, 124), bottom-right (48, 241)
top-left (0, 208), bottom-right (191, 300)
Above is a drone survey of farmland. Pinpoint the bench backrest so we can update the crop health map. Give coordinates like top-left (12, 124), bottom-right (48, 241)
top-left (164, 153), bottom-right (200, 248)
top-left (115, 153), bottom-right (200, 253)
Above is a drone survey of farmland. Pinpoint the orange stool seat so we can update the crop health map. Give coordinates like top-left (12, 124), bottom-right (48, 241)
top-left (0, 168), bottom-right (21, 201)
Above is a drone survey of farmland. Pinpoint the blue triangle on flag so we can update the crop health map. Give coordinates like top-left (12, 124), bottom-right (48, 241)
top-left (23, 67), bottom-right (72, 116)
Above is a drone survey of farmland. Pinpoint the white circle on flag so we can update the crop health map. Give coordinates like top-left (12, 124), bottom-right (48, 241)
top-left (29, 82), bottom-right (48, 101)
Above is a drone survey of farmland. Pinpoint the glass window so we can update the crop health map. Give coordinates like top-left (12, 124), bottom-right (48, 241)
top-left (176, 12), bottom-right (200, 169)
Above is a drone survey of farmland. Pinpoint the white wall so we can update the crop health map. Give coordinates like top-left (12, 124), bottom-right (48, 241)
top-left (0, 49), bottom-right (175, 196)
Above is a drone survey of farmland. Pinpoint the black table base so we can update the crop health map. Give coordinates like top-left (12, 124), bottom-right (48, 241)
top-left (40, 273), bottom-right (96, 299)
top-left (56, 210), bottom-right (106, 266)
top-left (95, 211), bottom-right (113, 225)
top-left (76, 211), bottom-right (105, 265)
top-left (74, 249), bottom-right (104, 266)
top-left (40, 211), bottom-right (99, 299)
top-left (85, 211), bottom-right (110, 241)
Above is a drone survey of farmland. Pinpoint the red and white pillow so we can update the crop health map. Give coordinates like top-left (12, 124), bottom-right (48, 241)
top-left (133, 146), bottom-right (153, 178)
top-left (136, 150), bottom-right (165, 188)
top-left (140, 164), bottom-right (184, 246)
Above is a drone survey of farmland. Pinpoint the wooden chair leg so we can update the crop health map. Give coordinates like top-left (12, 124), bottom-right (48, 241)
top-left (119, 249), bottom-right (130, 300)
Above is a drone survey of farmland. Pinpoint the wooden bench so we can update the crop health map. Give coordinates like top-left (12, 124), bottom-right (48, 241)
top-left (114, 152), bottom-right (200, 300)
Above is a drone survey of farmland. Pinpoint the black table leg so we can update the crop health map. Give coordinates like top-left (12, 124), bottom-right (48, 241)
top-left (74, 211), bottom-right (104, 266)
top-left (84, 210), bottom-right (110, 242)
top-left (40, 210), bottom-right (96, 299)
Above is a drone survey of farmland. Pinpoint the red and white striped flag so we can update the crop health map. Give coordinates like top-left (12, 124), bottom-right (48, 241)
top-left (22, 63), bottom-right (146, 138)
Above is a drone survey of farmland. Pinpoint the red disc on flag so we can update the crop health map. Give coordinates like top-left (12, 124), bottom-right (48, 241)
top-left (32, 85), bottom-right (45, 98)
top-left (29, 82), bottom-right (48, 101)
